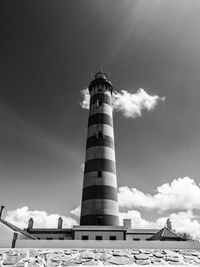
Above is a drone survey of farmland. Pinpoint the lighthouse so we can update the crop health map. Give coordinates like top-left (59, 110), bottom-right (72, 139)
top-left (80, 70), bottom-right (119, 226)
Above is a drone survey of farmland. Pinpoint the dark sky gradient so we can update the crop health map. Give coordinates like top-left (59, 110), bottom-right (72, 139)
top-left (1, 0), bottom-right (200, 221)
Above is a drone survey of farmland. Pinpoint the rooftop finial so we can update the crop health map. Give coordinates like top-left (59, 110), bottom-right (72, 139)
top-left (95, 68), bottom-right (107, 80)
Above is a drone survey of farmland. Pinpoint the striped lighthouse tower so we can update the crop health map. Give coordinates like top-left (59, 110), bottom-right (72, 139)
top-left (80, 70), bottom-right (119, 226)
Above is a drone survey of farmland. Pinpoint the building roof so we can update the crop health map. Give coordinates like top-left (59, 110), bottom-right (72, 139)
top-left (0, 218), bottom-right (37, 240)
top-left (27, 228), bottom-right (73, 234)
top-left (73, 225), bottom-right (126, 232)
top-left (126, 229), bottom-right (159, 234)
top-left (27, 228), bottom-right (72, 231)
top-left (147, 227), bottom-right (186, 241)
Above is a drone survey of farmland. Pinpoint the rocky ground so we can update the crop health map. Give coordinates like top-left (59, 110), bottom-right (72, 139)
top-left (0, 249), bottom-right (200, 266)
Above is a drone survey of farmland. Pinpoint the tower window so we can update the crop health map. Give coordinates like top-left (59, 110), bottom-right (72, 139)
top-left (96, 99), bottom-right (102, 107)
top-left (96, 235), bottom-right (102, 240)
top-left (96, 131), bottom-right (103, 139)
top-left (97, 171), bottom-right (102, 178)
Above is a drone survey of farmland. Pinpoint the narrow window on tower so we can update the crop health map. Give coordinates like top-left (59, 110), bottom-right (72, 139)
top-left (96, 98), bottom-right (102, 107)
top-left (97, 171), bottom-right (102, 178)
top-left (96, 131), bottom-right (103, 139)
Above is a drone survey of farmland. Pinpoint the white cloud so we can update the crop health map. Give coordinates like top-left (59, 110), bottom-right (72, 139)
top-left (5, 206), bottom-right (200, 240)
top-left (112, 89), bottom-right (165, 118)
top-left (167, 211), bottom-right (200, 239)
top-left (70, 206), bottom-right (80, 218)
top-left (80, 88), bottom-right (165, 118)
top-left (5, 206), bottom-right (78, 229)
top-left (80, 88), bottom-right (90, 109)
top-left (119, 210), bottom-right (163, 229)
top-left (118, 177), bottom-right (200, 211)
top-left (119, 209), bottom-right (200, 240)
top-left (80, 163), bottom-right (85, 171)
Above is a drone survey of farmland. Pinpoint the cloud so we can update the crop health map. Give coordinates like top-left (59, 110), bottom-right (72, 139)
top-left (80, 88), bottom-right (165, 118)
top-left (70, 206), bottom-right (80, 218)
top-left (119, 209), bottom-right (200, 240)
top-left (5, 206), bottom-right (78, 229)
top-left (112, 89), bottom-right (165, 118)
top-left (119, 210), bottom-right (163, 229)
top-left (166, 210), bottom-right (200, 239)
top-left (80, 163), bottom-right (85, 171)
top-left (118, 177), bottom-right (200, 211)
top-left (6, 206), bottom-right (200, 240)
top-left (80, 88), bottom-right (90, 109)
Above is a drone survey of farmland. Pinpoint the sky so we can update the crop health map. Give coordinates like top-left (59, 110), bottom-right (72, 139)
top-left (1, 0), bottom-right (200, 238)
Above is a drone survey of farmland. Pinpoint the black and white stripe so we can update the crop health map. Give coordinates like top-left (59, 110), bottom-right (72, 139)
top-left (80, 73), bottom-right (119, 226)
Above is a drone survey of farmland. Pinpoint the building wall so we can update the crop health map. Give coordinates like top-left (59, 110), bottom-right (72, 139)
top-left (74, 230), bottom-right (124, 240)
top-left (27, 230), bottom-right (73, 240)
top-left (126, 234), bottom-right (155, 241)
top-left (0, 224), bottom-right (14, 247)
top-left (17, 233), bottom-right (33, 240)
top-left (15, 240), bottom-right (200, 251)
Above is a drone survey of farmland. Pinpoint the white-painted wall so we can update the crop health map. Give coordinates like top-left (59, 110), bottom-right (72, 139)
top-left (28, 233), bottom-right (72, 239)
top-left (0, 223), bottom-right (14, 248)
top-left (74, 231), bottom-right (124, 240)
top-left (126, 234), bottom-right (153, 240)
top-left (17, 233), bottom-right (33, 240)
top-left (15, 240), bottom-right (200, 251)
